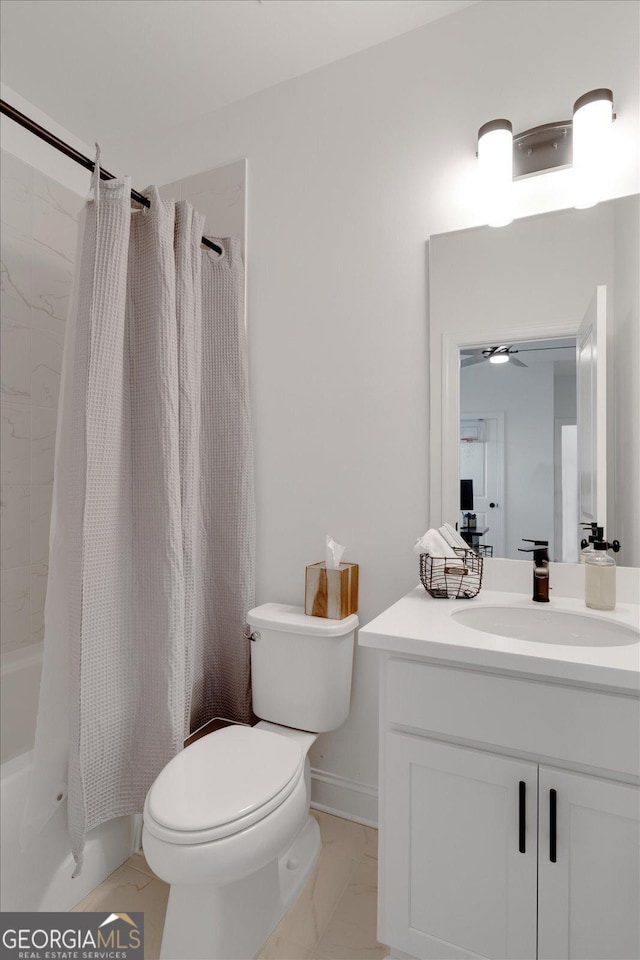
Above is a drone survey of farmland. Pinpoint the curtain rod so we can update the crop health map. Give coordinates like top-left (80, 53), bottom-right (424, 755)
top-left (0, 99), bottom-right (223, 256)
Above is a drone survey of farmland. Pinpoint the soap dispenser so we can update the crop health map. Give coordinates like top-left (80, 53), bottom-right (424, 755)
top-left (580, 523), bottom-right (603, 563)
top-left (584, 536), bottom-right (621, 611)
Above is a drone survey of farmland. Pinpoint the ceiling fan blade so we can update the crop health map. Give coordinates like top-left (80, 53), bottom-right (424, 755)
top-left (516, 344), bottom-right (575, 353)
top-left (509, 356), bottom-right (528, 368)
top-left (460, 349), bottom-right (480, 356)
top-left (461, 356), bottom-right (487, 367)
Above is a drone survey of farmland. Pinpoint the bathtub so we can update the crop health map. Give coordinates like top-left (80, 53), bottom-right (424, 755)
top-left (0, 643), bottom-right (137, 912)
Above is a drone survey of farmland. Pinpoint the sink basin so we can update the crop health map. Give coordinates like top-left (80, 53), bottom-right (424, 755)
top-left (451, 605), bottom-right (639, 647)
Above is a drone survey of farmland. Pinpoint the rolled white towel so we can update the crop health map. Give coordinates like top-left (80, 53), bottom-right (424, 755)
top-left (439, 524), bottom-right (461, 550)
top-left (414, 528), bottom-right (458, 558)
top-left (443, 521), bottom-right (469, 551)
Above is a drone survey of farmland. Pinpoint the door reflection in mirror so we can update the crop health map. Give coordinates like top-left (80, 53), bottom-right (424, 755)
top-left (459, 337), bottom-right (577, 561)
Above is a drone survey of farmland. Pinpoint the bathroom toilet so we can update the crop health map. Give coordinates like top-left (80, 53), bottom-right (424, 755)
top-left (142, 603), bottom-right (358, 960)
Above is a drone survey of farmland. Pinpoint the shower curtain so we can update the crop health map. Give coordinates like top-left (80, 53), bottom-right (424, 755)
top-left (23, 168), bottom-right (255, 871)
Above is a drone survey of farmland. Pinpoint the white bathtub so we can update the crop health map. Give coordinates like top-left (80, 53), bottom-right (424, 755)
top-left (0, 643), bottom-right (137, 911)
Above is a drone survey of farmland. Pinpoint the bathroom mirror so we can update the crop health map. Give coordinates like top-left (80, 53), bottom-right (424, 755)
top-left (428, 194), bottom-right (639, 567)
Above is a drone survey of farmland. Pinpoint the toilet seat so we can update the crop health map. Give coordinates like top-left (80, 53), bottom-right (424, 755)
top-left (144, 725), bottom-right (304, 845)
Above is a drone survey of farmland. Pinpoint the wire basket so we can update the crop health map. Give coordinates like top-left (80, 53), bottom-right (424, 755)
top-left (419, 549), bottom-right (483, 599)
top-left (476, 544), bottom-right (494, 558)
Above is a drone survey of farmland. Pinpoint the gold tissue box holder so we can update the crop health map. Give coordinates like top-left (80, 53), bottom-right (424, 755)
top-left (305, 562), bottom-right (359, 620)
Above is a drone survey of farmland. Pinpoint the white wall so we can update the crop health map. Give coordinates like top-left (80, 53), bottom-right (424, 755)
top-left (461, 362), bottom-right (556, 561)
top-left (612, 195), bottom-right (640, 567)
top-left (110, 0), bottom-right (638, 821)
top-left (3, 0), bottom-right (638, 821)
top-left (1, 83), bottom-right (93, 196)
top-left (554, 371), bottom-right (577, 422)
top-left (160, 160), bottom-right (247, 257)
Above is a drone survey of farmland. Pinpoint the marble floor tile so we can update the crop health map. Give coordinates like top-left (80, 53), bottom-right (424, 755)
top-left (73, 863), bottom-right (169, 960)
top-left (271, 846), bottom-right (359, 951)
top-left (257, 933), bottom-right (315, 959)
top-left (311, 810), bottom-right (375, 864)
top-left (315, 858), bottom-right (387, 960)
top-left (73, 813), bottom-right (382, 960)
top-left (126, 849), bottom-right (157, 879)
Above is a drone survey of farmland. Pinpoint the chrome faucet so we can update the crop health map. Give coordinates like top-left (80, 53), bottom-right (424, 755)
top-left (518, 539), bottom-right (550, 603)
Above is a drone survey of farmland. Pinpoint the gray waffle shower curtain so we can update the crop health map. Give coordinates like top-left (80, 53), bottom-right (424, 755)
top-left (23, 168), bottom-right (255, 871)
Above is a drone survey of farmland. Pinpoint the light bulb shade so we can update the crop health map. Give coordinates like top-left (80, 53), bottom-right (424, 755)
top-left (489, 353), bottom-right (509, 364)
top-left (572, 88), bottom-right (613, 209)
top-left (477, 119), bottom-right (513, 227)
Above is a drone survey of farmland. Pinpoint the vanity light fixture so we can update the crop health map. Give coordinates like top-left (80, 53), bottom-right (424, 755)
top-left (573, 88), bottom-right (614, 208)
top-left (477, 119), bottom-right (513, 227)
top-left (477, 88), bottom-right (615, 224)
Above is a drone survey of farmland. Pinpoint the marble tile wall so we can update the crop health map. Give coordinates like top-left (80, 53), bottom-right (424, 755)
top-left (1, 149), bottom-right (84, 652)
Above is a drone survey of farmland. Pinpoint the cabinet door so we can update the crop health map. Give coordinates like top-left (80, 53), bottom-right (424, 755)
top-left (538, 766), bottom-right (640, 960)
top-left (384, 733), bottom-right (537, 959)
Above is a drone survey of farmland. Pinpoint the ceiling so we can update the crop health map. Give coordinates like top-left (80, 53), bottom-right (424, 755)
top-left (461, 339), bottom-right (577, 377)
top-left (1, 0), bottom-right (478, 149)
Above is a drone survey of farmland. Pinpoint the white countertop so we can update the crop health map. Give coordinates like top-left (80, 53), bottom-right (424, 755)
top-left (359, 587), bottom-right (640, 694)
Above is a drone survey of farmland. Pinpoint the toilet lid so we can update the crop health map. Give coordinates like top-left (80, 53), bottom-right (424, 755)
top-left (146, 726), bottom-right (304, 837)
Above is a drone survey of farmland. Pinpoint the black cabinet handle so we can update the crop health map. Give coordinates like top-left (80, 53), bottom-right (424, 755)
top-left (550, 788), bottom-right (557, 863)
top-left (518, 781), bottom-right (526, 853)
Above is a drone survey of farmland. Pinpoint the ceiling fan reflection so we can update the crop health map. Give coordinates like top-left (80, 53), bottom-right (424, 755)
top-left (460, 344), bottom-right (571, 368)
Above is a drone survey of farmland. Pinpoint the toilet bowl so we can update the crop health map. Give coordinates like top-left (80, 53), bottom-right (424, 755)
top-left (143, 603), bottom-right (358, 960)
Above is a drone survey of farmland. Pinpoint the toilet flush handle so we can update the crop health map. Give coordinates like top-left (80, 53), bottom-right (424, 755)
top-left (244, 625), bottom-right (261, 642)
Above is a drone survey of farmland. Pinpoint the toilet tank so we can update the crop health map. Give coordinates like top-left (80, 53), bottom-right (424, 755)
top-left (246, 604), bottom-right (358, 733)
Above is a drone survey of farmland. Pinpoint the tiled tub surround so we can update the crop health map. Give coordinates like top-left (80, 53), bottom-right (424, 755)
top-left (0, 150), bottom-right (83, 653)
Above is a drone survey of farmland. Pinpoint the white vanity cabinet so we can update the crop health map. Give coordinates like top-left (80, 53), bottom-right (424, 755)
top-left (375, 655), bottom-right (640, 960)
top-left (537, 767), bottom-right (640, 960)
top-left (385, 733), bottom-right (538, 959)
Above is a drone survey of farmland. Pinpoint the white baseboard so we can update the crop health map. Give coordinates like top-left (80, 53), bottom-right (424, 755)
top-left (310, 766), bottom-right (378, 827)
